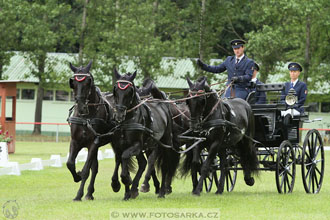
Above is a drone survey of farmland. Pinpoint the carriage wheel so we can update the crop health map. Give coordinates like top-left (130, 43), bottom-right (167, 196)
top-left (198, 152), bottom-right (213, 192)
top-left (302, 129), bottom-right (324, 194)
top-left (214, 155), bottom-right (238, 192)
top-left (276, 140), bottom-right (296, 193)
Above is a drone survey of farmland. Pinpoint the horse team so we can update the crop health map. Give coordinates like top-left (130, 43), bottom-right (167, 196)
top-left (67, 61), bottom-right (259, 201)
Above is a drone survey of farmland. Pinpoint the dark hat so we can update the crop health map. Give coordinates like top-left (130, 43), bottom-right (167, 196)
top-left (288, 62), bottom-right (303, 72)
top-left (253, 62), bottom-right (260, 71)
top-left (230, 39), bottom-right (246, 48)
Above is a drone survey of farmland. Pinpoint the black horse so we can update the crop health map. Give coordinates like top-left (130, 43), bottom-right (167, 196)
top-left (137, 78), bottom-right (189, 194)
top-left (184, 76), bottom-right (259, 195)
top-left (66, 61), bottom-right (117, 201)
top-left (112, 69), bottom-right (179, 199)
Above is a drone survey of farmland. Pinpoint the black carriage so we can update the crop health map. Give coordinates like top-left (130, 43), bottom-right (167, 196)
top-left (192, 83), bottom-right (325, 194)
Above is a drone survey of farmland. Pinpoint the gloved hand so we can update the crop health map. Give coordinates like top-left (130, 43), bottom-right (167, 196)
top-left (231, 76), bottom-right (239, 83)
top-left (250, 81), bottom-right (256, 88)
top-left (196, 59), bottom-right (204, 68)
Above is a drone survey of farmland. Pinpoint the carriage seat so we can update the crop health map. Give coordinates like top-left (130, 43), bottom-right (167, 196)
top-left (246, 91), bottom-right (256, 104)
top-left (255, 83), bottom-right (285, 92)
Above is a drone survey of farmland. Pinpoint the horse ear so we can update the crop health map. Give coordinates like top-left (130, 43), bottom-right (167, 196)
top-left (200, 77), bottom-right (207, 88)
top-left (130, 70), bottom-right (137, 82)
top-left (114, 68), bottom-right (121, 80)
top-left (145, 82), bottom-right (153, 94)
top-left (85, 60), bottom-right (92, 73)
top-left (69, 62), bottom-right (78, 73)
top-left (187, 77), bottom-right (193, 89)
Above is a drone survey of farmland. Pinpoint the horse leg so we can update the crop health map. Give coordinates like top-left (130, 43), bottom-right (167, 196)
top-left (66, 140), bottom-right (82, 183)
top-left (130, 152), bottom-right (147, 199)
top-left (121, 144), bottom-right (140, 200)
top-left (193, 141), bottom-right (219, 196)
top-left (164, 150), bottom-right (180, 195)
top-left (140, 149), bottom-right (159, 193)
top-left (151, 169), bottom-right (160, 194)
top-left (111, 154), bottom-right (121, 192)
top-left (191, 145), bottom-right (202, 192)
top-left (73, 144), bottom-right (98, 201)
top-left (85, 153), bottom-right (98, 200)
top-left (215, 147), bottom-right (226, 194)
top-left (158, 157), bottom-right (168, 198)
top-left (238, 139), bottom-right (258, 186)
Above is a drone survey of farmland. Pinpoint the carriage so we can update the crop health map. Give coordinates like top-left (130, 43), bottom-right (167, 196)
top-left (189, 82), bottom-right (325, 194)
top-left (67, 62), bottom-right (324, 200)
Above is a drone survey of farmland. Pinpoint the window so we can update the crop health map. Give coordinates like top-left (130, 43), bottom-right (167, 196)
top-left (307, 102), bottom-right (319, 112)
top-left (56, 90), bottom-right (69, 101)
top-left (21, 89), bottom-right (35, 100)
top-left (321, 102), bottom-right (330, 113)
top-left (16, 89), bottom-right (20, 99)
top-left (43, 90), bottom-right (54, 101)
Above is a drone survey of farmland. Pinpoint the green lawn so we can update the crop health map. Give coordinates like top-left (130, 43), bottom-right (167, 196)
top-left (0, 142), bottom-right (329, 220)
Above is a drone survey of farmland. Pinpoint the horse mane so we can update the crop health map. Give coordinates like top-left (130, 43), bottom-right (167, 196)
top-left (140, 77), bottom-right (167, 100)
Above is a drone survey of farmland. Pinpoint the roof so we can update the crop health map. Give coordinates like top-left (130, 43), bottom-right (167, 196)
top-left (2, 52), bottom-right (226, 90)
top-left (3, 52), bottom-right (328, 94)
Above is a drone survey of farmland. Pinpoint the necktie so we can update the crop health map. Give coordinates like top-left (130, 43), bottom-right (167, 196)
top-left (291, 82), bottom-right (294, 88)
top-left (236, 58), bottom-right (239, 64)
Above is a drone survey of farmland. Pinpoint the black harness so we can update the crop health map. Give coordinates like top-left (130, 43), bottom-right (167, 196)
top-left (67, 86), bottom-right (113, 137)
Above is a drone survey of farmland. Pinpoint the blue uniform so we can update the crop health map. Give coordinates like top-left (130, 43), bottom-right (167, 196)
top-left (199, 55), bottom-right (254, 99)
top-left (281, 80), bottom-right (307, 113)
top-left (251, 79), bottom-right (267, 104)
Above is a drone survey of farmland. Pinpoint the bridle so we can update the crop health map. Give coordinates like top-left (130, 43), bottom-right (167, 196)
top-left (187, 89), bottom-right (207, 128)
top-left (71, 72), bottom-right (95, 116)
top-left (113, 79), bottom-right (137, 119)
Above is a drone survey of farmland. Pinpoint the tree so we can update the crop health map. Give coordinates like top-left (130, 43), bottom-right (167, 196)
top-left (19, 0), bottom-right (71, 134)
top-left (0, 1), bottom-right (21, 79)
top-left (246, 0), bottom-right (330, 90)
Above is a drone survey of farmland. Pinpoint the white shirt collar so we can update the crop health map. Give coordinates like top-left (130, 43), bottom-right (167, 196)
top-left (291, 79), bottom-right (298, 87)
top-left (235, 54), bottom-right (245, 63)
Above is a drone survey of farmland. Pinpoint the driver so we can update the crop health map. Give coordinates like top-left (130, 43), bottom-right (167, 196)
top-left (280, 62), bottom-right (307, 117)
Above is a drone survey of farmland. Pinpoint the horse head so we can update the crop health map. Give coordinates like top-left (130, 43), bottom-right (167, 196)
top-left (137, 78), bottom-right (153, 97)
top-left (186, 76), bottom-right (208, 130)
top-left (113, 68), bottom-right (137, 123)
top-left (69, 60), bottom-right (94, 116)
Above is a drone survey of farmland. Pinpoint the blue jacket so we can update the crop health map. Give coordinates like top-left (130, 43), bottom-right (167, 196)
top-left (251, 79), bottom-right (267, 104)
top-left (280, 80), bottom-right (307, 113)
top-left (200, 55), bottom-right (254, 99)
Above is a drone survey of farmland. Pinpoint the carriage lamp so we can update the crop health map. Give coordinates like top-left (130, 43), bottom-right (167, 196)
top-left (285, 88), bottom-right (297, 107)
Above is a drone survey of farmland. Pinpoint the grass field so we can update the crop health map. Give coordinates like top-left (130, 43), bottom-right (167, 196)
top-left (1, 142), bottom-right (329, 220)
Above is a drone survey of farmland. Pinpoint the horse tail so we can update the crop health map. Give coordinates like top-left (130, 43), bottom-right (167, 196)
top-left (155, 146), bottom-right (180, 177)
top-left (126, 156), bottom-right (137, 173)
top-left (244, 105), bottom-right (259, 174)
top-left (179, 150), bottom-right (194, 177)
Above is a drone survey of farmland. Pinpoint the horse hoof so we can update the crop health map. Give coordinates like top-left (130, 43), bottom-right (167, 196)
top-left (131, 190), bottom-right (139, 199)
top-left (215, 190), bottom-right (223, 195)
top-left (140, 184), bottom-right (150, 193)
top-left (165, 186), bottom-right (172, 195)
top-left (73, 198), bottom-right (82, 202)
top-left (244, 177), bottom-right (255, 186)
top-left (111, 181), bottom-right (121, 192)
top-left (85, 195), bottom-right (94, 200)
top-left (192, 191), bottom-right (200, 196)
top-left (123, 195), bottom-right (131, 201)
top-left (158, 194), bottom-right (165, 199)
